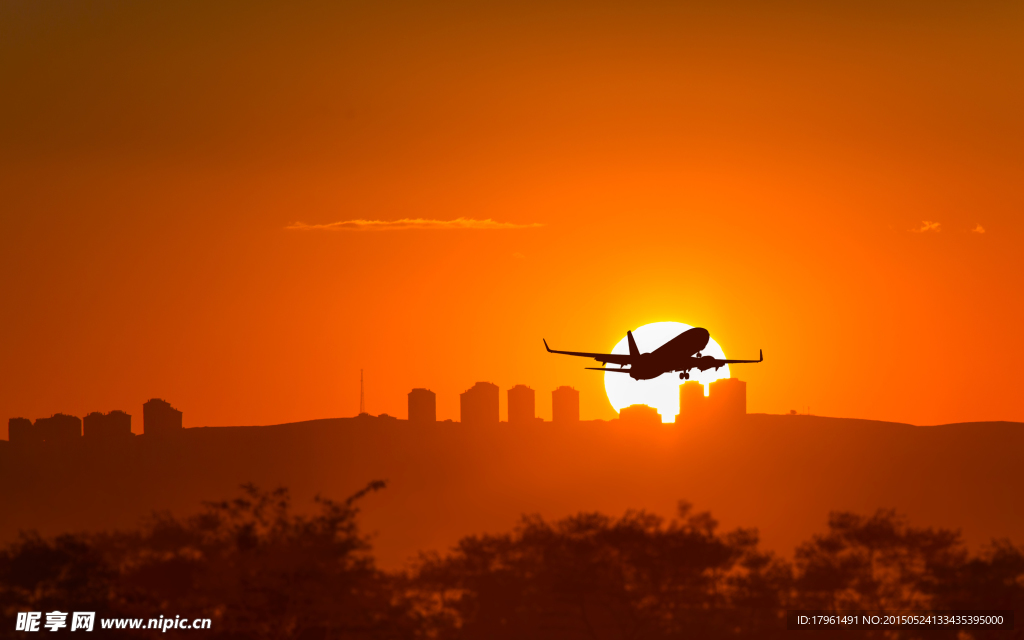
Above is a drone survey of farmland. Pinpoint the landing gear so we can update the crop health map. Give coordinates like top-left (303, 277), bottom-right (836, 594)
top-left (679, 372), bottom-right (690, 380)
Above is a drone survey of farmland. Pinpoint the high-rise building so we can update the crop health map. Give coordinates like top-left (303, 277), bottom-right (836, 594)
top-left (34, 414), bottom-right (81, 443)
top-left (408, 388), bottom-right (437, 423)
top-left (7, 417), bottom-right (37, 444)
top-left (143, 398), bottom-right (183, 436)
top-left (708, 378), bottom-right (746, 418)
top-left (507, 385), bottom-right (535, 424)
top-left (677, 381), bottom-right (707, 423)
top-left (552, 386), bottom-right (580, 423)
top-left (619, 403), bottom-right (662, 426)
top-left (460, 382), bottom-right (499, 425)
top-left (83, 410), bottom-right (132, 440)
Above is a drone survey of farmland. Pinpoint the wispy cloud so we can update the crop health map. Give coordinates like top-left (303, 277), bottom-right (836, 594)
top-left (911, 220), bottom-right (941, 233)
top-left (286, 218), bottom-right (543, 231)
top-left (971, 223), bottom-right (986, 234)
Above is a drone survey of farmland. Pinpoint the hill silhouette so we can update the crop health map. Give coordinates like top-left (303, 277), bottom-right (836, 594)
top-left (1, 413), bottom-right (1021, 569)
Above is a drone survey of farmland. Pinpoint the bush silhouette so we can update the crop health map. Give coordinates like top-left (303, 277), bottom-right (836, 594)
top-left (1, 487), bottom-right (1022, 639)
top-left (0, 482), bottom-right (415, 639)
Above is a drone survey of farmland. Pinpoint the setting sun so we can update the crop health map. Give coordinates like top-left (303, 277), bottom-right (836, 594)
top-left (604, 322), bottom-right (731, 422)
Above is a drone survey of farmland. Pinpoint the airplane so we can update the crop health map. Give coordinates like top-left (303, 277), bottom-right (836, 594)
top-left (543, 327), bottom-right (762, 381)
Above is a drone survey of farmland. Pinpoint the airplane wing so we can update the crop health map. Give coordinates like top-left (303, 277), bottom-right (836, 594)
top-left (713, 349), bottom-right (763, 365)
top-left (543, 339), bottom-right (635, 366)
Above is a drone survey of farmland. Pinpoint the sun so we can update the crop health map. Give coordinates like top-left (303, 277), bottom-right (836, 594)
top-left (604, 321), bottom-right (731, 423)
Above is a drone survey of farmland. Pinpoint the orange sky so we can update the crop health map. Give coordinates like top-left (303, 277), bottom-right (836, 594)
top-left (2, 0), bottom-right (1023, 435)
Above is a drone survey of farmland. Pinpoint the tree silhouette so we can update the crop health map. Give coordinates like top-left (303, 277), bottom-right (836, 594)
top-left (925, 539), bottom-right (1024, 640)
top-left (0, 481), bottom-right (414, 639)
top-left (1, 491), bottom-right (1022, 639)
top-left (410, 501), bottom-right (790, 640)
top-left (792, 509), bottom-right (965, 613)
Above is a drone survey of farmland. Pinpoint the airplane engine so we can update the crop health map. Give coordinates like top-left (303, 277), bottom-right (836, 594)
top-left (698, 355), bottom-right (718, 371)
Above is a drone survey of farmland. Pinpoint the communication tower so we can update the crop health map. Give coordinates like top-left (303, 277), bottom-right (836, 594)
top-left (360, 369), bottom-right (365, 415)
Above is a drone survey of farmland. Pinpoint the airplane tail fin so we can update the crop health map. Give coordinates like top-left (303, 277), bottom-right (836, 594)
top-left (626, 330), bottom-right (639, 357)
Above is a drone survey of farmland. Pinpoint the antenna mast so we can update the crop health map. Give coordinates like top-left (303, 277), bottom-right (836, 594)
top-left (360, 369), bottom-right (365, 415)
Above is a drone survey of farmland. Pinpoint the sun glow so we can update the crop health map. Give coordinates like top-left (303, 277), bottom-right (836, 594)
top-left (604, 322), bottom-right (731, 423)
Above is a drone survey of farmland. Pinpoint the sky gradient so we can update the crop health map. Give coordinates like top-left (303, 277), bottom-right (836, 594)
top-left (2, 0), bottom-right (1023, 434)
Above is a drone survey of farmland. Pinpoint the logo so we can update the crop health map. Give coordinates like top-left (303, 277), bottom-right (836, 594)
top-left (15, 612), bottom-right (95, 632)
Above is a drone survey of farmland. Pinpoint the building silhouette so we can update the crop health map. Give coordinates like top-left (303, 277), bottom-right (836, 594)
top-left (34, 414), bottom-right (82, 443)
top-left (708, 378), bottom-right (746, 418)
top-left (507, 385), bottom-right (536, 424)
top-left (407, 388), bottom-right (436, 423)
top-left (460, 382), bottom-right (499, 425)
top-left (8, 417), bottom-right (37, 445)
top-left (143, 399), bottom-right (182, 436)
top-left (552, 386), bottom-right (580, 423)
top-left (619, 404), bottom-right (662, 426)
top-left (677, 378), bottom-right (747, 423)
top-left (677, 381), bottom-right (707, 423)
top-left (84, 410), bottom-right (132, 440)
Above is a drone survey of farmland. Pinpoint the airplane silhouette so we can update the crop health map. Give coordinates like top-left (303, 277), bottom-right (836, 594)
top-left (544, 327), bottom-right (762, 381)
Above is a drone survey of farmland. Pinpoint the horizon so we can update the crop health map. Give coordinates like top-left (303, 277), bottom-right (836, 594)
top-left (7, 384), bottom-right (1015, 436)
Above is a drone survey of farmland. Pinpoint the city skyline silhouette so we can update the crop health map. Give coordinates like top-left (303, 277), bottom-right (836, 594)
top-left (4, 373), bottom-right (747, 438)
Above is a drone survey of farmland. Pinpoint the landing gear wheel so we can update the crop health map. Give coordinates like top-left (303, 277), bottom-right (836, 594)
top-left (679, 372), bottom-right (690, 380)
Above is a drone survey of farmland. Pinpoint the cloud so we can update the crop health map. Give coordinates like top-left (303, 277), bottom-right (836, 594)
top-left (971, 223), bottom-right (986, 234)
top-left (911, 220), bottom-right (941, 233)
top-left (286, 218), bottom-right (543, 231)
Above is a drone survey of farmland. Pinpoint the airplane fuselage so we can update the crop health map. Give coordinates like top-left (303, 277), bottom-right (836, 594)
top-left (625, 327), bottom-right (710, 380)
